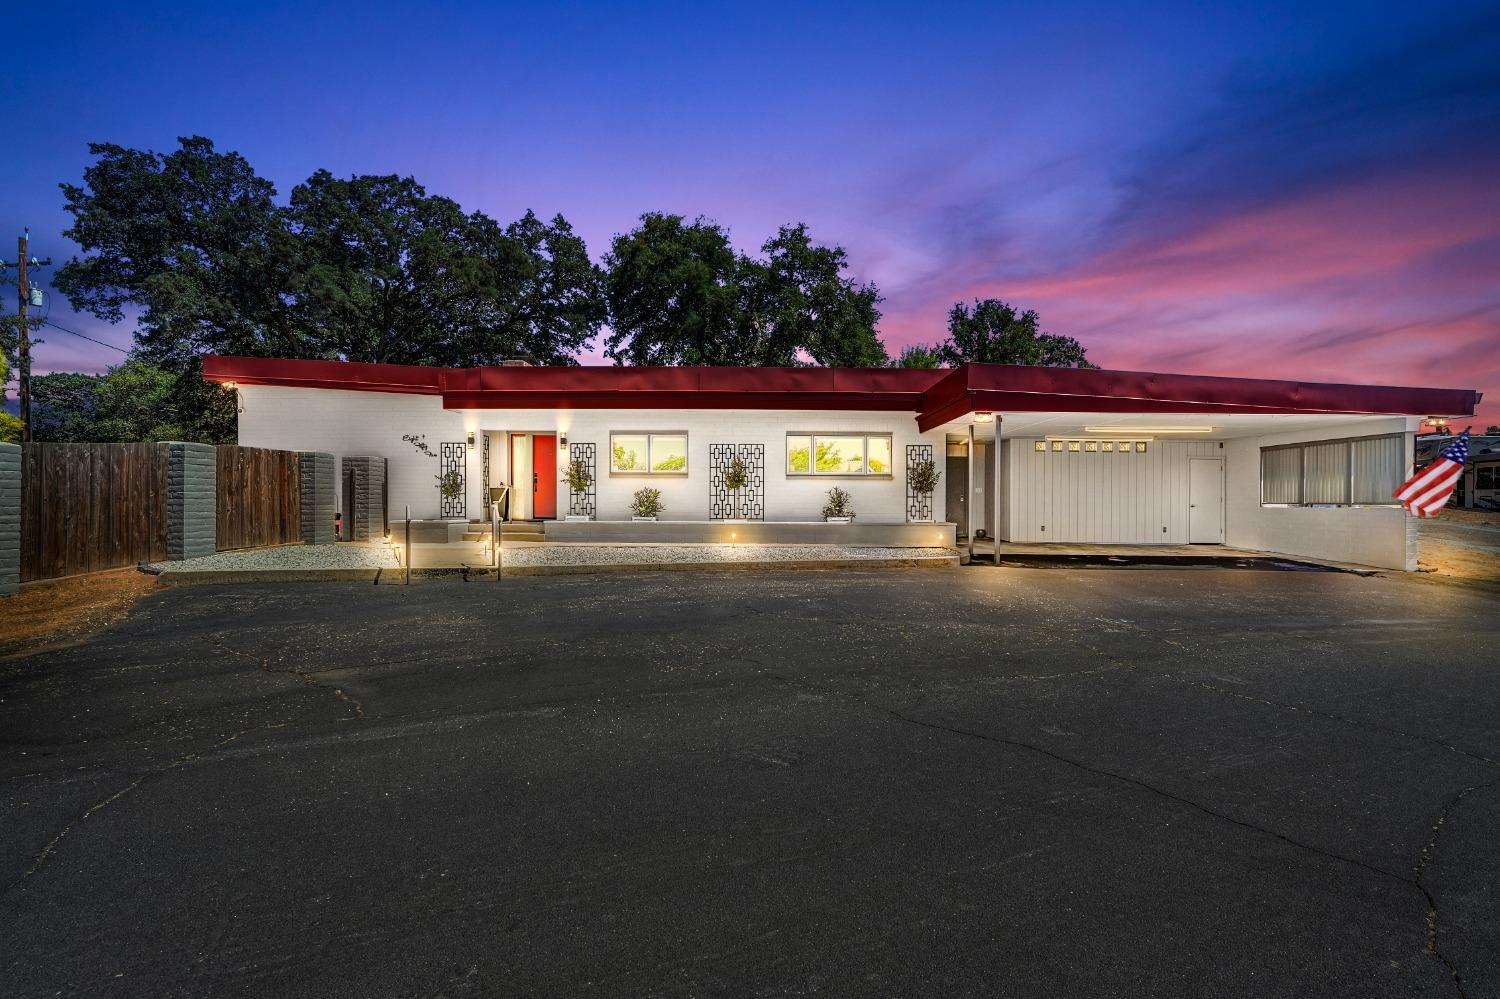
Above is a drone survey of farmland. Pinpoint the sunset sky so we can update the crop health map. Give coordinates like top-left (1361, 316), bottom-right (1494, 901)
top-left (5, 1), bottom-right (1496, 428)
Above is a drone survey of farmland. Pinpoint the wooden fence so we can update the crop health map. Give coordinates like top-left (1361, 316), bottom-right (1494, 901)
top-left (20, 443), bottom-right (170, 582)
top-left (216, 446), bottom-right (302, 551)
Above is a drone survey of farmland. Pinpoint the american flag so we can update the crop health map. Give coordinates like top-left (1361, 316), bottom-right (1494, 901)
top-left (1394, 430), bottom-right (1469, 517)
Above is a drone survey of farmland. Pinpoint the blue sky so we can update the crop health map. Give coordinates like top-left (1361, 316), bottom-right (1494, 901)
top-left (5, 1), bottom-right (1497, 424)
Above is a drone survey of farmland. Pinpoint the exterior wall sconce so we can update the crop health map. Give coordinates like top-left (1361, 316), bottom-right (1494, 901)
top-left (559, 434), bottom-right (568, 449)
top-left (466, 431), bottom-right (475, 450)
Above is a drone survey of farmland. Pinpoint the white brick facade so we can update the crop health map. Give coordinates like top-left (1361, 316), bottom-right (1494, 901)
top-left (237, 385), bottom-right (948, 525)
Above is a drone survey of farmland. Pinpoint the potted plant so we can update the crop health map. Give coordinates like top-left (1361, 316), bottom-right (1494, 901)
top-left (907, 457), bottom-right (940, 523)
top-left (724, 456), bottom-right (750, 520)
top-left (631, 486), bottom-right (664, 522)
top-left (821, 487), bottom-right (855, 524)
top-left (564, 457), bottom-right (593, 521)
top-left (436, 469), bottom-right (463, 517)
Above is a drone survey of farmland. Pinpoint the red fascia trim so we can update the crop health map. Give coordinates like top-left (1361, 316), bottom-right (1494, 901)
top-left (914, 364), bottom-right (1480, 432)
top-left (203, 356), bottom-right (444, 395)
top-left (440, 391), bottom-right (925, 411)
top-left (438, 365), bottom-right (946, 397)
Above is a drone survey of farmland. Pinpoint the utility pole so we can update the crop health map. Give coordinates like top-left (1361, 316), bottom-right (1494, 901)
top-left (3, 229), bottom-right (51, 443)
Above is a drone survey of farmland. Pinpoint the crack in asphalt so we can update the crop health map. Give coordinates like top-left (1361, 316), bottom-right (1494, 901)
top-left (767, 670), bottom-right (1484, 998)
top-left (212, 636), bottom-right (366, 724)
top-left (1, 727), bottom-right (255, 897)
top-left (1413, 777), bottom-right (1500, 999)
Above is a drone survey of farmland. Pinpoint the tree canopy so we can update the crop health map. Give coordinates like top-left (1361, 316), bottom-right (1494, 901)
top-left (603, 214), bottom-right (887, 366)
top-left (56, 138), bottom-right (606, 369)
top-left (895, 299), bottom-right (1095, 370)
top-left (938, 299), bottom-right (1094, 368)
top-left (30, 358), bottom-right (234, 443)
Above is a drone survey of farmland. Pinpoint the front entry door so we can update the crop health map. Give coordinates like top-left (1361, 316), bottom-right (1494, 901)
top-left (533, 434), bottom-right (557, 518)
top-left (1188, 457), bottom-right (1224, 543)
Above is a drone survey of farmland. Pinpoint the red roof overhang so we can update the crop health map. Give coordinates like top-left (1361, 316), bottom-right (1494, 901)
top-left (914, 364), bottom-right (1481, 431)
top-left (201, 355), bottom-right (1480, 428)
top-left (202, 355), bottom-right (443, 394)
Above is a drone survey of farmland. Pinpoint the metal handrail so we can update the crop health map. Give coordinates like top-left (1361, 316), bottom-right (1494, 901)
top-left (490, 484), bottom-right (511, 576)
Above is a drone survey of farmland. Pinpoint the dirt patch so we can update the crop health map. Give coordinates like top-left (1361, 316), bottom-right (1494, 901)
top-left (1436, 507), bottom-right (1500, 528)
top-left (1418, 543), bottom-right (1500, 583)
top-left (0, 569), bottom-right (160, 658)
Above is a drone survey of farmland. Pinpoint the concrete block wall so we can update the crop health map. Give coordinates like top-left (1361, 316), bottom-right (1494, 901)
top-left (0, 443), bottom-right (19, 596)
top-left (166, 442), bottom-right (217, 560)
top-left (299, 451), bottom-right (336, 545)
top-left (341, 456), bottom-right (386, 541)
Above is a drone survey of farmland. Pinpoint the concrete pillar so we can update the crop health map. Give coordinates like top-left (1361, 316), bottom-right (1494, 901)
top-left (166, 442), bottom-right (217, 560)
top-left (340, 456), bottom-right (386, 541)
top-left (299, 451), bottom-right (336, 545)
top-left (0, 443), bottom-right (19, 596)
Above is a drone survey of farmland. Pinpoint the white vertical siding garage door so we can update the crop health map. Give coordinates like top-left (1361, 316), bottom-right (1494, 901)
top-left (1003, 439), bottom-right (1222, 543)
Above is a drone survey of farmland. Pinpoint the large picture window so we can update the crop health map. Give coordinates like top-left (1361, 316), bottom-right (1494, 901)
top-left (1261, 433), bottom-right (1405, 506)
top-left (611, 433), bottom-right (689, 475)
top-left (786, 433), bottom-right (893, 476)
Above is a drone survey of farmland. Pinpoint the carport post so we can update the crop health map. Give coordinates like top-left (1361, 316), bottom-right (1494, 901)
top-left (992, 416), bottom-right (1003, 558)
top-left (404, 505), bottom-right (411, 585)
top-left (967, 423), bottom-right (975, 562)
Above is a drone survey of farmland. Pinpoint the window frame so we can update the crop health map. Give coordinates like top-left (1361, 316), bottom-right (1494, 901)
top-left (609, 431), bottom-right (690, 477)
top-left (785, 432), bottom-right (895, 478)
top-left (1260, 432), bottom-right (1406, 508)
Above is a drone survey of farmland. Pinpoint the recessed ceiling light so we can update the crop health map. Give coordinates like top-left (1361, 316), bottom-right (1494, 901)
top-left (1082, 425), bottom-right (1213, 434)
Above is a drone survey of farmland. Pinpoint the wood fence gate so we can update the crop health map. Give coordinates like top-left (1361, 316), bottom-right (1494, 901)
top-left (19, 443), bottom-right (170, 582)
top-left (216, 447), bottom-right (302, 551)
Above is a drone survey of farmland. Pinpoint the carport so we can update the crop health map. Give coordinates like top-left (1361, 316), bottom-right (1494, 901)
top-left (921, 365), bottom-right (1478, 570)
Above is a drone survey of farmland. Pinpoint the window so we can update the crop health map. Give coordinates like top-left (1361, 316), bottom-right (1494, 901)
top-left (1261, 433), bottom-right (1405, 506)
top-left (610, 432), bottom-right (688, 475)
top-left (1478, 465), bottom-right (1497, 491)
top-left (786, 433), bottom-right (893, 476)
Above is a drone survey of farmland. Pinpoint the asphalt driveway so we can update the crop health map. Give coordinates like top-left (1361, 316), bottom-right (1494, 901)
top-left (2, 568), bottom-right (1498, 997)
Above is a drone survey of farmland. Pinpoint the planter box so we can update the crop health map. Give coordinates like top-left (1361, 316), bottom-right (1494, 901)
top-left (908, 518), bottom-right (936, 524)
top-left (632, 515), bottom-right (659, 522)
top-left (564, 514), bottom-right (592, 522)
top-left (825, 517), bottom-right (853, 524)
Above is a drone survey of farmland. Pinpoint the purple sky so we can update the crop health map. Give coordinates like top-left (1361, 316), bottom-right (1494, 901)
top-left (5, 1), bottom-right (1497, 428)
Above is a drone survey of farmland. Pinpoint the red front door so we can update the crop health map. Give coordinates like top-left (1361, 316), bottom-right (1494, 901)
top-left (533, 435), bottom-right (557, 518)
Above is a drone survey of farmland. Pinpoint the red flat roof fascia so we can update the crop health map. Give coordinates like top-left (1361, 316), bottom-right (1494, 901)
top-left (202, 355), bottom-right (1479, 426)
top-left (203, 355), bottom-right (443, 395)
top-left (440, 390), bottom-right (925, 411)
top-left (438, 364), bottom-right (946, 398)
top-left (914, 364), bottom-right (1480, 432)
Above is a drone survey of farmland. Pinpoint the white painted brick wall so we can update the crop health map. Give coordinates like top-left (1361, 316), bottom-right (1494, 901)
top-left (237, 386), bottom-right (949, 524)
top-left (1223, 417), bottom-right (1416, 570)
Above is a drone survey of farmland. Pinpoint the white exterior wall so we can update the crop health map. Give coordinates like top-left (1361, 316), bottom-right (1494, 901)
top-left (237, 385), bottom-right (947, 524)
top-left (1223, 417), bottom-right (1418, 570)
top-left (999, 438), bottom-right (1224, 543)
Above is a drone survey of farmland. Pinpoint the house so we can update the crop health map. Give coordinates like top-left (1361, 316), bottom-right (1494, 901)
top-left (202, 356), bottom-right (1481, 571)
top-left (1415, 433), bottom-right (1500, 509)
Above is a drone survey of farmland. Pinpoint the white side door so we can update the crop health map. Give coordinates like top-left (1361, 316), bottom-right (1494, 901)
top-left (1188, 457), bottom-right (1225, 544)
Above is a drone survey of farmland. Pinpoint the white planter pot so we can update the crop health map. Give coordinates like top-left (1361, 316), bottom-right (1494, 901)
top-left (564, 514), bottom-right (592, 522)
top-left (632, 515), bottom-right (659, 522)
top-left (825, 517), bottom-right (853, 524)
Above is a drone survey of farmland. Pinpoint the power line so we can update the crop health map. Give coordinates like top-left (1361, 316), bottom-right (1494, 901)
top-left (40, 319), bottom-right (130, 354)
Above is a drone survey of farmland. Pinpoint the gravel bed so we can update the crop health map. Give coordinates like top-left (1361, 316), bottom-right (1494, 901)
top-left (147, 544), bottom-right (399, 573)
top-left (503, 544), bottom-right (958, 567)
